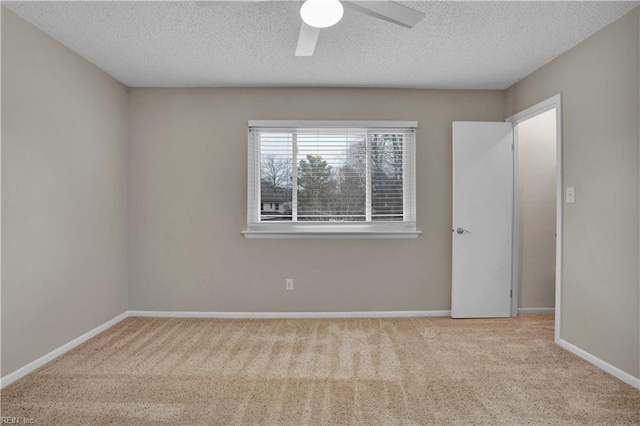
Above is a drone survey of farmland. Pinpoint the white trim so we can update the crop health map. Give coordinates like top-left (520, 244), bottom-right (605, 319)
top-left (248, 120), bottom-right (418, 128)
top-left (558, 339), bottom-right (640, 390)
top-left (505, 94), bottom-right (560, 123)
top-left (0, 311), bottom-right (129, 389)
top-left (517, 307), bottom-right (555, 314)
top-left (554, 98), bottom-right (563, 344)
top-left (505, 93), bottom-right (563, 346)
top-left (128, 310), bottom-right (450, 319)
top-left (242, 230), bottom-right (422, 239)
top-left (365, 134), bottom-right (372, 222)
top-left (291, 133), bottom-right (298, 221)
top-left (510, 123), bottom-right (520, 317)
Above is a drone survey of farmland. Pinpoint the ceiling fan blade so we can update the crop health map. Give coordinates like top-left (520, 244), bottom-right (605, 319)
top-left (295, 23), bottom-right (320, 57)
top-left (343, 1), bottom-right (425, 28)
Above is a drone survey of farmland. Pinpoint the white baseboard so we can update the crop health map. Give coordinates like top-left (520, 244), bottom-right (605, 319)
top-left (128, 310), bottom-right (452, 319)
top-left (517, 307), bottom-right (555, 314)
top-left (0, 311), bottom-right (129, 389)
top-left (557, 338), bottom-right (640, 390)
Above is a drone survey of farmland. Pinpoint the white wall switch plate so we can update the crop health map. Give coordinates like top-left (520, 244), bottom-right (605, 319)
top-left (566, 187), bottom-right (575, 204)
top-left (286, 279), bottom-right (293, 291)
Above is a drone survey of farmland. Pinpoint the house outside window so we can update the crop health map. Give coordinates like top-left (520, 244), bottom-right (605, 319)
top-left (244, 121), bottom-right (420, 238)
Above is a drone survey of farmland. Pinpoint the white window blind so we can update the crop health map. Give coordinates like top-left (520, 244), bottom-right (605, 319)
top-left (245, 121), bottom-right (419, 238)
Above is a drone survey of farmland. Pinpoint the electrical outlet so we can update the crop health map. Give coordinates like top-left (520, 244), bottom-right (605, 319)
top-left (286, 279), bottom-right (294, 291)
top-left (566, 187), bottom-right (575, 204)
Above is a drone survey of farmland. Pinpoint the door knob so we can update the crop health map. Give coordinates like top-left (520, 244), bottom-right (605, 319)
top-left (456, 227), bottom-right (469, 235)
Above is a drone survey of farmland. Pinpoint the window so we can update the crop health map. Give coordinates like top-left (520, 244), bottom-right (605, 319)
top-left (244, 121), bottom-right (420, 238)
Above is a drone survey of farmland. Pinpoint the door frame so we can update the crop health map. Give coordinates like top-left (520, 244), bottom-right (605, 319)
top-left (506, 93), bottom-right (563, 343)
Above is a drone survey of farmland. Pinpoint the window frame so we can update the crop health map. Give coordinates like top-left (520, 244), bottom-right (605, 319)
top-left (243, 120), bottom-right (422, 239)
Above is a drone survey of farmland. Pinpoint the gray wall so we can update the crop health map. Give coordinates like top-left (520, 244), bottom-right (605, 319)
top-left (1, 9), bottom-right (129, 376)
top-left (517, 109), bottom-right (557, 309)
top-left (128, 88), bottom-right (505, 312)
top-left (506, 7), bottom-right (639, 379)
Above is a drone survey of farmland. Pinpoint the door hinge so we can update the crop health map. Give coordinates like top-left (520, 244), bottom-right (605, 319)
top-left (511, 143), bottom-right (514, 152)
top-left (510, 290), bottom-right (513, 298)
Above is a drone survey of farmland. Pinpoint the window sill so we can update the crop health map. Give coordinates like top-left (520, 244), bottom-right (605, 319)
top-left (242, 230), bottom-right (422, 239)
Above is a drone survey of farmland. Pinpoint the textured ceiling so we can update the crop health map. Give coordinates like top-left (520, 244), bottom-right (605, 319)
top-left (4, 1), bottom-right (638, 89)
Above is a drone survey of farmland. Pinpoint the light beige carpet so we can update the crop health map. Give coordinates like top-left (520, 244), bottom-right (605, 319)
top-left (1, 314), bottom-right (638, 425)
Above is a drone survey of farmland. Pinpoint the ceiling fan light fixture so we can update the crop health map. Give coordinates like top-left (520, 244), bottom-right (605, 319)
top-left (300, 0), bottom-right (344, 29)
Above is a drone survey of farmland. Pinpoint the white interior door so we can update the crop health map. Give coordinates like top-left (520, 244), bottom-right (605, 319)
top-left (452, 122), bottom-right (513, 318)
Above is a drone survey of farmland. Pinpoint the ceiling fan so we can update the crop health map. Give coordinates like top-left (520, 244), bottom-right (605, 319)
top-left (196, 1), bottom-right (426, 57)
top-left (295, 0), bottom-right (425, 56)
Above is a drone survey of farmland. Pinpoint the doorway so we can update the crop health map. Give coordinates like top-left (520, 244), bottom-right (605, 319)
top-left (507, 94), bottom-right (563, 343)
